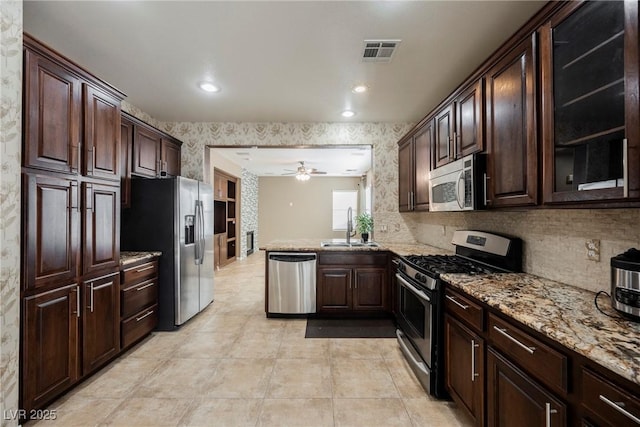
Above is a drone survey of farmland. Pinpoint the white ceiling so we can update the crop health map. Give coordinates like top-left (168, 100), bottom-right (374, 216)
top-left (212, 146), bottom-right (372, 177)
top-left (23, 1), bottom-right (546, 124)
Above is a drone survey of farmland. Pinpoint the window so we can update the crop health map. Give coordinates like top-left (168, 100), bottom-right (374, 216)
top-left (332, 190), bottom-right (358, 231)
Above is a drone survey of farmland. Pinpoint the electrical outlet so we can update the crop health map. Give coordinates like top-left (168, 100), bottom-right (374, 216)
top-left (380, 224), bottom-right (388, 232)
top-left (394, 223), bottom-right (401, 232)
top-left (585, 239), bottom-right (600, 262)
top-left (441, 225), bottom-right (446, 236)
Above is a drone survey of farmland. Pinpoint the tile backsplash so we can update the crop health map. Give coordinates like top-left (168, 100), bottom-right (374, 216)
top-left (403, 208), bottom-right (640, 293)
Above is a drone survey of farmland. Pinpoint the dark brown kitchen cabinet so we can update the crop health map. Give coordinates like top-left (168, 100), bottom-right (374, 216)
top-left (21, 33), bottom-right (126, 418)
top-left (444, 315), bottom-right (484, 427)
top-left (434, 79), bottom-right (484, 169)
top-left (22, 173), bottom-right (79, 292)
top-left (161, 138), bottom-right (181, 177)
top-left (540, 0), bottom-right (640, 205)
top-left (120, 116), bottom-right (133, 207)
top-left (132, 125), bottom-right (162, 178)
top-left (120, 258), bottom-right (158, 349)
top-left (82, 182), bottom-right (120, 275)
top-left (434, 103), bottom-right (455, 168)
top-left (456, 80), bottom-right (484, 158)
top-left (317, 252), bottom-right (389, 314)
top-left (22, 283), bottom-right (80, 413)
top-left (317, 267), bottom-right (353, 312)
top-left (23, 46), bottom-right (81, 175)
top-left (82, 272), bottom-right (120, 375)
top-left (485, 34), bottom-right (538, 207)
top-left (398, 120), bottom-right (432, 211)
top-left (83, 84), bottom-right (121, 181)
top-left (353, 268), bottom-right (388, 311)
top-left (580, 368), bottom-right (640, 427)
top-left (487, 348), bottom-right (567, 427)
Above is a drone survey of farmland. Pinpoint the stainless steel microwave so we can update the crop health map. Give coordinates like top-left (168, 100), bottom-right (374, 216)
top-left (428, 153), bottom-right (486, 212)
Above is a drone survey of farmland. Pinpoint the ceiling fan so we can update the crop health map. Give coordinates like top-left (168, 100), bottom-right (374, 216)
top-left (283, 161), bottom-right (327, 181)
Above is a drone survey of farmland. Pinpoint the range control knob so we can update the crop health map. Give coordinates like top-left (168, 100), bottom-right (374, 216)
top-left (415, 273), bottom-right (427, 283)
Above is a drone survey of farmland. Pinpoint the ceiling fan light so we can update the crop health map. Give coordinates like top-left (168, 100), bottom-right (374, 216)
top-left (341, 110), bottom-right (356, 118)
top-left (352, 84), bottom-right (368, 93)
top-left (295, 172), bottom-right (310, 181)
top-left (198, 81), bottom-right (220, 93)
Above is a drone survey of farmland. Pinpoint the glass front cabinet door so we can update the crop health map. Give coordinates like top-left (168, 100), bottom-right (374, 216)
top-left (540, 0), bottom-right (639, 204)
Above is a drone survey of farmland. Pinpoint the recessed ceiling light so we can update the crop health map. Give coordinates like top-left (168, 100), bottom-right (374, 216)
top-left (341, 110), bottom-right (356, 118)
top-left (352, 84), bottom-right (368, 93)
top-left (198, 81), bottom-right (220, 93)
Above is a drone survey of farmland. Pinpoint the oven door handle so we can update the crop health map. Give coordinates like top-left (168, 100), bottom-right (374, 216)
top-left (396, 329), bottom-right (430, 376)
top-left (396, 273), bottom-right (431, 302)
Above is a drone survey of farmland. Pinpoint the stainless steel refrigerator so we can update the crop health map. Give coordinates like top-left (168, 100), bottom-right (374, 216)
top-left (121, 176), bottom-right (214, 330)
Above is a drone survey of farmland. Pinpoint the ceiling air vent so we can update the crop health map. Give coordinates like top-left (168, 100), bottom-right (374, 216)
top-left (362, 39), bottom-right (401, 62)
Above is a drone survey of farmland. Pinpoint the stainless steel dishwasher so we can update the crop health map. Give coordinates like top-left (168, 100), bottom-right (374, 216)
top-left (268, 252), bottom-right (317, 314)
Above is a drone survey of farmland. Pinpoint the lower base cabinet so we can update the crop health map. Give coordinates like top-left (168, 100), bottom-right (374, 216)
top-left (444, 315), bottom-right (484, 426)
top-left (317, 262), bottom-right (388, 314)
top-left (120, 258), bottom-right (159, 349)
top-left (487, 347), bottom-right (567, 427)
top-left (22, 284), bottom-right (80, 412)
top-left (82, 271), bottom-right (120, 375)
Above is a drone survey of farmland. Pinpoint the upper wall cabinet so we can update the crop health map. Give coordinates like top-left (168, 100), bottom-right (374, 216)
top-left (23, 35), bottom-right (124, 179)
top-left (434, 79), bottom-right (484, 168)
top-left (129, 114), bottom-right (182, 180)
top-left (540, 0), bottom-right (640, 204)
top-left (23, 49), bottom-right (81, 174)
top-left (485, 34), bottom-right (538, 208)
top-left (83, 85), bottom-right (121, 181)
top-left (398, 120), bottom-right (433, 212)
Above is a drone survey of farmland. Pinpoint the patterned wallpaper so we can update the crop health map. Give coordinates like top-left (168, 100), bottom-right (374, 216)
top-left (240, 170), bottom-right (259, 258)
top-left (121, 110), bottom-right (640, 293)
top-left (0, 0), bottom-right (22, 423)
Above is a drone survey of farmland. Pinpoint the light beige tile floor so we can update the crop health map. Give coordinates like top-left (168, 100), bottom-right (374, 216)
top-left (31, 251), bottom-right (473, 427)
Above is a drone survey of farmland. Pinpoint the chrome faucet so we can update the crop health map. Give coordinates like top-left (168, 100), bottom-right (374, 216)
top-left (346, 206), bottom-right (356, 244)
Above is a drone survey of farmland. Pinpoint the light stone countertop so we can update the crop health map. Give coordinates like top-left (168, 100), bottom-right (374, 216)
top-left (259, 239), bottom-right (451, 257)
top-left (120, 251), bottom-right (162, 267)
top-left (441, 272), bottom-right (640, 387)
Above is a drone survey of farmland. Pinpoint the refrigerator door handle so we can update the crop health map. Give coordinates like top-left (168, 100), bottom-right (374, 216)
top-left (194, 200), bottom-right (201, 264)
top-left (199, 200), bottom-right (206, 264)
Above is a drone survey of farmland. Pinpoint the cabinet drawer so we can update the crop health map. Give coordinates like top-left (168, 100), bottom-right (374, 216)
top-left (488, 313), bottom-right (568, 394)
top-left (581, 368), bottom-right (640, 427)
top-left (318, 252), bottom-right (388, 266)
top-left (121, 277), bottom-right (157, 319)
top-left (121, 304), bottom-right (157, 349)
top-left (444, 288), bottom-right (484, 333)
top-left (122, 260), bottom-right (157, 285)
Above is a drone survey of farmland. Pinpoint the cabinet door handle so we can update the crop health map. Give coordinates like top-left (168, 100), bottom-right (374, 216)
top-left (471, 339), bottom-right (480, 382)
top-left (623, 138), bottom-right (628, 198)
top-left (599, 394), bottom-right (640, 424)
top-left (136, 310), bottom-right (154, 322)
top-left (446, 295), bottom-right (469, 310)
top-left (70, 181), bottom-right (79, 211)
top-left (136, 282), bottom-right (155, 292)
top-left (88, 283), bottom-right (94, 312)
top-left (136, 265), bottom-right (155, 273)
top-left (75, 285), bottom-right (80, 318)
top-left (483, 173), bottom-right (490, 205)
top-left (492, 326), bottom-right (536, 354)
top-left (85, 184), bottom-right (93, 212)
top-left (545, 402), bottom-right (558, 427)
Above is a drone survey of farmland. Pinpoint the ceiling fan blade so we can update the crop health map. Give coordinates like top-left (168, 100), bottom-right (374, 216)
top-left (310, 171), bottom-right (327, 175)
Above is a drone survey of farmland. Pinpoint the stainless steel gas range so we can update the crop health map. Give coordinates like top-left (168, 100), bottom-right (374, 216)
top-left (395, 230), bottom-right (522, 398)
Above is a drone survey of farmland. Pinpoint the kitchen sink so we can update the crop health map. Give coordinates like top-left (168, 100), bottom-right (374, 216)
top-left (320, 240), bottom-right (380, 248)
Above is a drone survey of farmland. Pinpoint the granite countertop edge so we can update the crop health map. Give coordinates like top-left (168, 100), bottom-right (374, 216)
top-left (259, 239), bottom-right (452, 257)
top-left (120, 251), bottom-right (162, 267)
top-left (441, 272), bottom-right (640, 387)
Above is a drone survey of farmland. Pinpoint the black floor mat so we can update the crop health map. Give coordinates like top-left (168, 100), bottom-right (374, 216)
top-left (305, 318), bottom-right (396, 339)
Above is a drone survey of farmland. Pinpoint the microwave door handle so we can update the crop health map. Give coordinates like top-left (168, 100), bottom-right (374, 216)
top-left (456, 171), bottom-right (464, 209)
